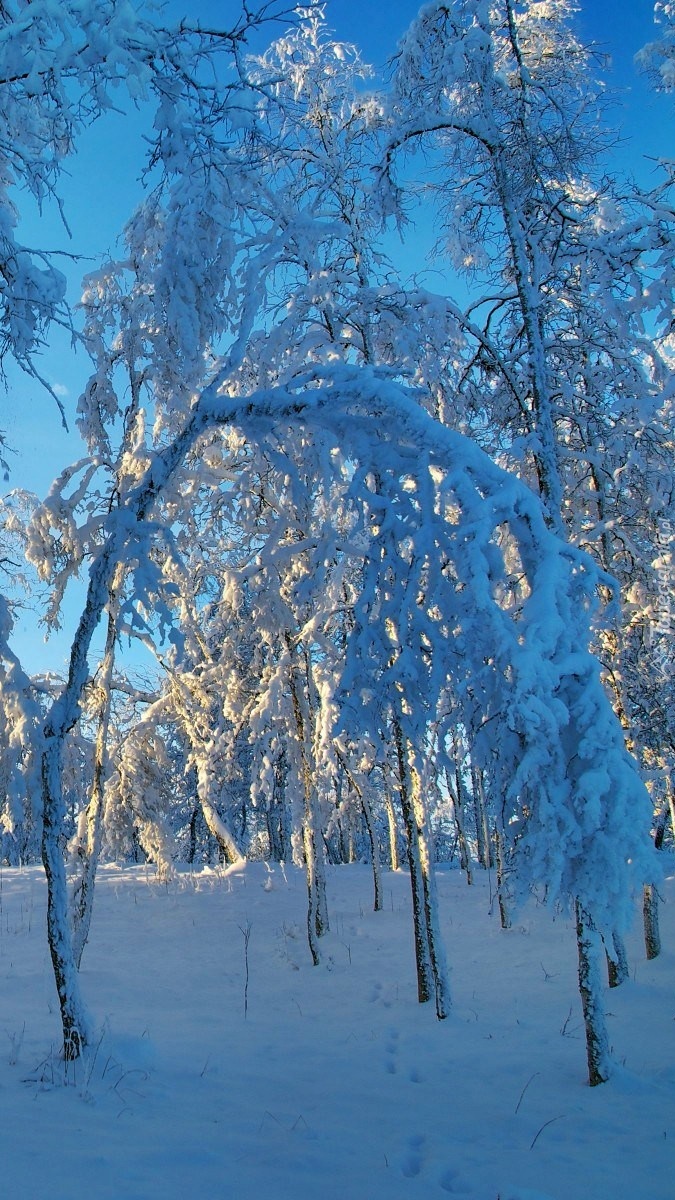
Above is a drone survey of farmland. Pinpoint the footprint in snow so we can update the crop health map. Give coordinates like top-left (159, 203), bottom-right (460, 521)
top-left (400, 1133), bottom-right (425, 1178)
top-left (384, 1025), bottom-right (399, 1073)
top-left (439, 1166), bottom-right (474, 1193)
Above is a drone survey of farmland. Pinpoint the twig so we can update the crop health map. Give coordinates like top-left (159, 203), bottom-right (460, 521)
top-left (515, 1071), bottom-right (539, 1115)
top-left (239, 920), bottom-right (252, 1019)
top-left (530, 1115), bottom-right (565, 1150)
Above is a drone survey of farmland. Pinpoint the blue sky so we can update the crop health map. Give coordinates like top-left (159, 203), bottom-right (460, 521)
top-left (3, 0), bottom-right (671, 674)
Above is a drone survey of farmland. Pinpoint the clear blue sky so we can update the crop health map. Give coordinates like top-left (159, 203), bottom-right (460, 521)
top-left (3, 0), bottom-right (671, 674)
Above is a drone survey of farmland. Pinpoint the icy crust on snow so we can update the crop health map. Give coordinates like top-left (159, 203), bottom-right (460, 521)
top-left (0, 862), bottom-right (672, 1200)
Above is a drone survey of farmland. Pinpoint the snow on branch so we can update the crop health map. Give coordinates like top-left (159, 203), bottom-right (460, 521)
top-left (46, 361), bottom-right (657, 933)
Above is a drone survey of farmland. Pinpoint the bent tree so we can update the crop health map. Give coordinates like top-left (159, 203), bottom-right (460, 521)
top-left (385, 0), bottom-right (673, 1065)
top-left (39, 365), bottom-right (656, 1078)
top-left (6, 6), bottom-right (661, 1082)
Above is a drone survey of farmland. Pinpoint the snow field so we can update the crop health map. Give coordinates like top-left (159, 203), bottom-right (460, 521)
top-left (0, 861), bottom-right (672, 1200)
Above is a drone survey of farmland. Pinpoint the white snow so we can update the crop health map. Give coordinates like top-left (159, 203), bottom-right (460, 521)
top-left (0, 860), bottom-right (672, 1199)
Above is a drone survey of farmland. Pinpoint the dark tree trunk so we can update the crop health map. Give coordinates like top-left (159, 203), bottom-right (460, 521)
top-left (605, 930), bottom-right (629, 988)
top-left (644, 884), bottom-right (661, 960)
top-left (575, 900), bottom-right (611, 1087)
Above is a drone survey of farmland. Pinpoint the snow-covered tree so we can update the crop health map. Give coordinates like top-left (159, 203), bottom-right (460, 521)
top-left (383, 0), bottom-right (674, 1074)
top-left (13, 6), bottom-right (662, 1089)
top-left (637, 1), bottom-right (675, 93)
top-left (7, 0), bottom-right (312, 1060)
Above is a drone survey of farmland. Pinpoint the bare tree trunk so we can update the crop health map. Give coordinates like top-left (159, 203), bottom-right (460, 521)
top-left (393, 712), bottom-right (450, 1018)
top-left (188, 805), bottom-right (199, 863)
top-left (42, 738), bottom-right (90, 1060)
top-left (71, 604), bottom-right (118, 970)
top-left (415, 784), bottom-right (451, 1021)
top-left (471, 761), bottom-right (493, 869)
top-left (575, 900), bottom-right (611, 1086)
top-left (605, 930), bottom-right (629, 988)
top-left (287, 638), bottom-right (328, 962)
top-left (445, 758), bottom-right (472, 885)
top-left (335, 745), bottom-right (382, 911)
top-left (644, 884), bottom-right (661, 960)
top-left (667, 785), bottom-right (675, 843)
top-left (267, 750), bottom-right (291, 862)
top-left (196, 752), bottom-right (245, 866)
top-left (393, 716), bottom-right (434, 1004)
top-left (383, 773), bottom-right (401, 871)
top-left (70, 560), bottom-right (133, 970)
top-left (361, 793), bottom-right (383, 911)
top-left (643, 802), bottom-right (668, 960)
top-left (302, 818), bottom-right (322, 966)
top-left (37, 386), bottom-right (258, 1059)
top-left (494, 827), bottom-right (512, 930)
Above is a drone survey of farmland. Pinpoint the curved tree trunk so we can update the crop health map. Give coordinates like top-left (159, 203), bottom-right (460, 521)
top-left (334, 743), bottom-right (382, 911)
top-left (42, 737), bottom-right (90, 1060)
top-left (72, 586), bottom-right (121, 969)
top-left (196, 752), bottom-right (246, 866)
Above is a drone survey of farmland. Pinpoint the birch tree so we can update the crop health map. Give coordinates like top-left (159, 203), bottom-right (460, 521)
top-left (384, 0), bottom-right (673, 1079)
top-left (638, 1), bottom-right (675, 93)
top-left (4, 0), bottom-right (309, 1059)
top-left (16, 6), bottom-right (661, 1085)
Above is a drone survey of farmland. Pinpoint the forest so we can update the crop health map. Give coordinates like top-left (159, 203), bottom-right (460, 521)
top-left (0, 0), bottom-right (672, 1102)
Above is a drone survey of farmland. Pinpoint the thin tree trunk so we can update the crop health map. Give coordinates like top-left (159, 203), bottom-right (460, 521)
top-left (383, 774), bottom-right (401, 871)
top-left (471, 761), bottom-right (492, 869)
top-left (393, 715), bottom-right (434, 1004)
top-left (654, 800), bottom-right (668, 852)
top-left (301, 646), bottom-right (329, 937)
top-left (414, 778), bottom-right (451, 1021)
top-left (188, 805), bottom-right (199, 864)
top-left (287, 637), bottom-right (328, 962)
top-left (643, 802), bottom-right (667, 960)
top-left (644, 884), bottom-right (661, 960)
top-left (36, 379), bottom-right (269, 1059)
top-left (302, 819), bottom-right (321, 966)
top-left (667, 785), bottom-right (675, 844)
top-left (71, 597), bottom-right (119, 970)
top-left (605, 930), bottom-right (629, 988)
top-left (335, 744), bottom-right (382, 911)
top-left (494, 827), bottom-right (512, 930)
top-left (361, 793), bottom-right (383, 911)
top-left (268, 750), bottom-right (291, 862)
top-left (445, 758), bottom-right (472, 885)
top-left (196, 753), bottom-right (245, 866)
top-left (575, 900), bottom-right (611, 1086)
top-left (42, 737), bottom-right (90, 1060)
top-left (393, 712), bottom-right (450, 1018)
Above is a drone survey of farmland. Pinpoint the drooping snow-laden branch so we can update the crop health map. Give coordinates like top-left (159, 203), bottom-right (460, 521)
top-left (382, 0), bottom-right (675, 838)
top-left (637, 1), bottom-right (675, 93)
top-left (45, 362), bottom-right (656, 922)
top-left (0, 0), bottom-right (307, 398)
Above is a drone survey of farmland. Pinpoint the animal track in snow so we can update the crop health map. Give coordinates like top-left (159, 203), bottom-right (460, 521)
top-left (439, 1165), bottom-right (474, 1193)
top-left (384, 1025), bottom-right (399, 1074)
top-left (400, 1133), bottom-right (425, 1178)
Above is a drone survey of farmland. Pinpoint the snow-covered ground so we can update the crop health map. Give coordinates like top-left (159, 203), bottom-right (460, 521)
top-left (0, 861), bottom-right (672, 1199)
